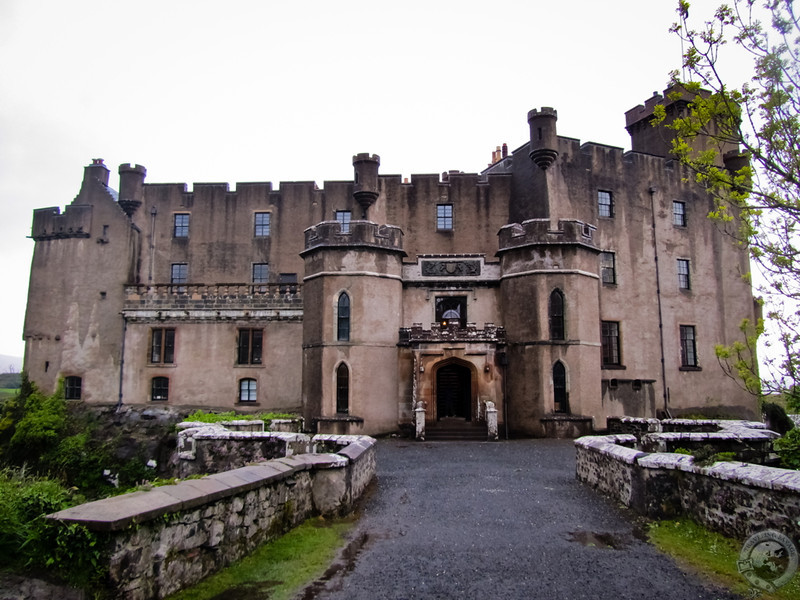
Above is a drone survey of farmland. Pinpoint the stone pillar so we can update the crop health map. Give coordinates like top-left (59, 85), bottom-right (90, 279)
top-left (415, 401), bottom-right (426, 441)
top-left (486, 401), bottom-right (498, 441)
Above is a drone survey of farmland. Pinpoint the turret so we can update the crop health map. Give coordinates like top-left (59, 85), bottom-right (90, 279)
top-left (528, 108), bottom-right (558, 170)
top-left (118, 163), bottom-right (147, 218)
top-left (352, 153), bottom-right (380, 218)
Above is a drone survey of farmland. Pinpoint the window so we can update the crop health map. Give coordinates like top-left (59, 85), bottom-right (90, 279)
top-left (601, 321), bottom-right (621, 366)
top-left (65, 376), bottom-right (82, 400)
top-left (673, 201), bottom-right (686, 227)
top-left (336, 363), bottom-right (349, 414)
top-left (253, 263), bottom-right (269, 290)
top-left (173, 213), bottom-right (190, 238)
top-left (239, 378), bottom-right (257, 402)
top-left (171, 263), bottom-right (188, 293)
top-left (600, 252), bottom-right (616, 285)
top-left (150, 328), bottom-right (175, 364)
top-left (151, 377), bottom-right (169, 402)
top-left (436, 204), bottom-right (453, 230)
top-left (549, 289), bottom-right (565, 341)
top-left (337, 293), bottom-right (350, 341)
top-left (254, 212), bottom-right (270, 237)
top-left (435, 296), bottom-right (466, 327)
top-left (237, 328), bottom-right (263, 365)
top-left (680, 325), bottom-right (698, 367)
top-left (677, 259), bottom-right (691, 290)
top-left (335, 210), bottom-right (351, 233)
top-left (553, 362), bottom-right (568, 414)
top-left (598, 191), bottom-right (614, 218)
top-left (279, 273), bottom-right (298, 294)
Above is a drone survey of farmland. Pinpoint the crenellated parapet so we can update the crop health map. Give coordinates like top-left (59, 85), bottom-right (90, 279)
top-left (398, 322), bottom-right (506, 345)
top-left (497, 218), bottom-right (597, 253)
top-left (30, 205), bottom-right (92, 241)
top-left (302, 220), bottom-right (404, 254)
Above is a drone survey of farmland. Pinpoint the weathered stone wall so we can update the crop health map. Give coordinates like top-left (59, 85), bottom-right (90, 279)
top-left (47, 435), bottom-right (377, 600)
top-left (576, 422), bottom-right (800, 541)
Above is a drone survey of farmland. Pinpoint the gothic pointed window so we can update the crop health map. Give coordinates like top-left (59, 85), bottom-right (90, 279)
top-left (337, 293), bottom-right (350, 341)
top-left (553, 361), bottom-right (568, 414)
top-left (549, 289), bottom-right (565, 341)
top-left (336, 363), bottom-right (349, 414)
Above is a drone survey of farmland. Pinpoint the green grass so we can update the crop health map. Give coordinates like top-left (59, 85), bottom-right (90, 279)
top-left (648, 519), bottom-right (800, 599)
top-left (165, 515), bottom-right (356, 600)
top-left (184, 410), bottom-right (297, 424)
top-left (0, 389), bottom-right (17, 401)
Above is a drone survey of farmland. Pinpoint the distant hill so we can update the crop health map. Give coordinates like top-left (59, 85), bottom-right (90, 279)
top-left (0, 354), bottom-right (23, 375)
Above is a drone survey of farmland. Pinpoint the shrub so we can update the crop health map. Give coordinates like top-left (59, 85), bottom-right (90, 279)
top-left (186, 409), bottom-right (297, 427)
top-left (774, 428), bottom-right (800, 470)
top-left (762, 401), bottom-right (794, 435)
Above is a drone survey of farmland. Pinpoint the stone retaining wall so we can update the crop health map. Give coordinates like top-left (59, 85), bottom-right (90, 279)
top-left (576, 419), bottom-right (800, 541)
top-left (47, 435), bottom-right (376, 600)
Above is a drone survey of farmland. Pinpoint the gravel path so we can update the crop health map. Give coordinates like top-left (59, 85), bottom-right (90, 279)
top-left (305, 439), bottom-right (741, 600)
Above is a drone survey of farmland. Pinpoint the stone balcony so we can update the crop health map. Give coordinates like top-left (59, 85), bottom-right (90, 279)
top-left (124, 283), bottom-right (303, 311)
top-left (398, 322), bottom-right (507, 345)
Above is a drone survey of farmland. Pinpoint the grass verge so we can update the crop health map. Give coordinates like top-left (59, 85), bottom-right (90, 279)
top-left (165, 515), bottom-right (356, 600)
top-left (648, 519), bottom-right (800, 599)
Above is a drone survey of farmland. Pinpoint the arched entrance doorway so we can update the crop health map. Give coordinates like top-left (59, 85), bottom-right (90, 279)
top-left (436, 363), bottom-right (471, 420)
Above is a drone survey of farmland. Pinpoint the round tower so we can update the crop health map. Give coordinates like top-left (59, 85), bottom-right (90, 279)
top-left (528, 108), bottom-right (559, 170)
top-left (118, 163), bottom-right (147, 218)
top-left (352, 153), bottom-right (380, 218)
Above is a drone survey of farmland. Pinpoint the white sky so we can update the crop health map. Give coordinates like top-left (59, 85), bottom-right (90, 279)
top-left (0, 0), bottom-right (748, 358)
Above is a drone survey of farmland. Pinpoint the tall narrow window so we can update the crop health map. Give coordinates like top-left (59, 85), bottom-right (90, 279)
top-left (335, 210), bottom-right (352, 233)
top-left (601, 321), bottom-right (621, 367)
top-left (680, 325), bottom-right (698, 367)
top-left (151, 377), bottom-right (169, 402)
top-left (549, 289), bottom-right (565, 341)
top-left (677, 259), bottom-right (691, 290)
top-left (253, 263), bottom-right (269, 293)
top-left (600, 252), bottom-right (617, 284)
top-left (336, 363), bottom-right (349, 414)
top-left (553, 361), bottom-right (568, 414)
top-left (436, 204), bottom-right (453, 230)
top-left (239, 378), bottom-right (257, 402)
top-left (171, 263), bottom-right (188, 293)
top-left (598, 190), bottom-right (614, 218)
top-left (173, 213), bottom-right (190, 238)
top-left (237, 329), bottom-right (263, 365)
top-left (337, 293), bottom-right (351, 341)
top-left (64, 376), bottom-right (82, 400)
top-left (254, 212), bottom-right (270, 237)
top-left (673, 201), bottom-right (687, 226)
top-left (150, 328), bottom-right (175, 364)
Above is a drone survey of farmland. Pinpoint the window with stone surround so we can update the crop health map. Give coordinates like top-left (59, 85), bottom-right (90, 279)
top-left (549, 289), bottom-right (565, 341)
top-left (436, 204), bottom-right (453, 231)
top-left (237, 329), bottom-right (263, 365)
top-left (239, 378), bottom-right (257, 402)
top-left (149, 328), bottom-right (175, 364)
top-left (337, 293), bottom-right (351, 341)
top-left (254, 212), bottom-right (270, 237)
top-left (600, 252), bottom-right (617, 285)
top-left (673, 201), bottom-right (687, 227)
top-left (677, 259), bottom-right (691, 290)
top-left (151, 377), bottom-right (169, 402)
top-left (65, 376), bottom-right (82, 400)
top-left (173, 213), bottom-right (190, 238)
top-left (680, 325), bottom-right (699, 368)
top-left (336, 363), bottom-right (349, 414)
top-left (601, 321), bottom-right (621, 367)
top-left (598, 190), bottom-right (614, 218)
top-left (335, 210), bottom-right (351, 233)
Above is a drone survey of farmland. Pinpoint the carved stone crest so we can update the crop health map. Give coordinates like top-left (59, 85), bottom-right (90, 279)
top-left (421, 260), bottom-right (480, 277)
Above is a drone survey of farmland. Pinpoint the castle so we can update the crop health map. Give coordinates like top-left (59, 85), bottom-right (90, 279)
top-left (23, 87), bottom-right (759, 437)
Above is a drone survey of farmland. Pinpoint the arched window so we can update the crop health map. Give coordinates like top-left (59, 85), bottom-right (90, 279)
top-left (553, 361), bottom-right (568, 414)
top-left (549, 289), bottom-right (565, 340)
top-left (65, 376), bottom-right (82, 400)
top-left (151, 377), bottom-right (169, 402)
top-left (336, 363), bottom-right (349, 414)
top-left (239, 378), bottom-right (257, 403)
top-left (337, 293), bottom-right (351, 341)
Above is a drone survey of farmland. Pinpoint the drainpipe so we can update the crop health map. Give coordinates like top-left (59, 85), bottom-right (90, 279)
top-left (649, 186), bottom-right (670, 417)
top-left (117, 314), bottom-right (127, 412)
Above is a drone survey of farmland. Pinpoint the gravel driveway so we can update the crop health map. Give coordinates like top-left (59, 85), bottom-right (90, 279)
top-left (304, 438), bottom-right (741, 600)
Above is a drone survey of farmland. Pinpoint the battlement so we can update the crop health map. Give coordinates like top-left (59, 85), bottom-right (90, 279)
top-left (31, 205), bottom-right (92, 241)
top-left (302, 220), bottom-right (404, 254)
top-left (497, 218), bottom-right (597, 252)
top-left (398, 322), bottom-right (507, 345)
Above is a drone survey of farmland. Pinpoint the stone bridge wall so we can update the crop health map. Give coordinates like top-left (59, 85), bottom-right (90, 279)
top-left (47, 435), bottom-right (376, 600)
top-left (576, 419), bottom-right (800, 541)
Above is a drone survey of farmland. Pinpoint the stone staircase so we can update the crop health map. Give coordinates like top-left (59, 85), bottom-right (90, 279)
top-left (424, 417), bottom-right (489, 441)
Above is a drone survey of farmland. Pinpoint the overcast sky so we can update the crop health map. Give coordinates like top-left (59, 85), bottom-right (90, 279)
top-left (0, 0), bottom-right (750, 359)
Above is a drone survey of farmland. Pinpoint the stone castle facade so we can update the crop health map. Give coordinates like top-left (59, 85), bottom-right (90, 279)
top-left (23, 87), bottom-right (759, 437)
